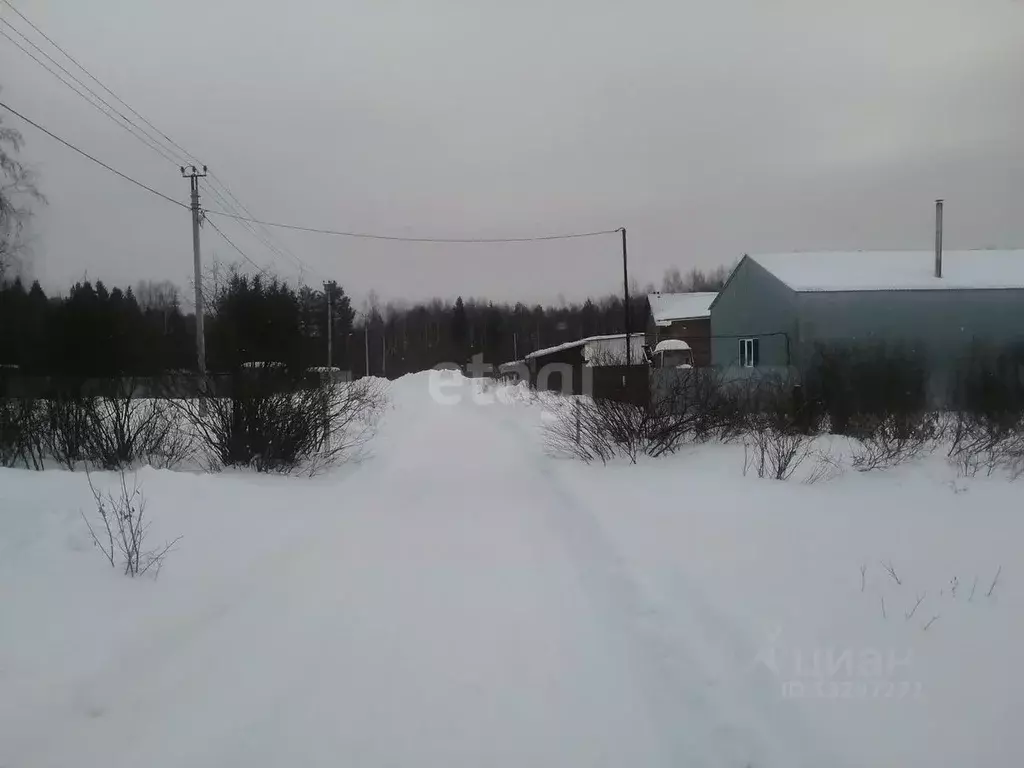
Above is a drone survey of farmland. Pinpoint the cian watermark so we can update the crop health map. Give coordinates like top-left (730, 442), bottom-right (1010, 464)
top-left (754, 629), bottom-right (922, 700)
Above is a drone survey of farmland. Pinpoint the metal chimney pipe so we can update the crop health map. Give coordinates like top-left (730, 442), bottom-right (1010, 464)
top-left (935, 199), bottom-right (944, 278)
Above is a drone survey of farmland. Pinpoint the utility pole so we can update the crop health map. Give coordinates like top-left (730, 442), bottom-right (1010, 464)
top-left (513, 332), bottom-right (518, 361)
top-left (324, 282), bottom-right (333, 369)
top-left (621, 227), bottom-right (631, 367)
top-left (364, 321), bottom-right (371, 378)
top-left (182, 165), bottom-right (208, 375)
top-left (382, 329), bottom-right (387, 378)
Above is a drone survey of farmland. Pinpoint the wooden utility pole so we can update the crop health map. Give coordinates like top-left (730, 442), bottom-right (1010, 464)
top-left (621, 226), bottom-right (631, 367)
top-left (182, 165), bottom-right (208, 374)
top-left (364, 322), bottom-right (370, 378)
top-left (324, 282), bottom-right (333, 369)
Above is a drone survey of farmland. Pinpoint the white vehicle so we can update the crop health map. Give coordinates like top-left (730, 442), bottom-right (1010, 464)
top-left (649, 338), bottom-right (693, 369)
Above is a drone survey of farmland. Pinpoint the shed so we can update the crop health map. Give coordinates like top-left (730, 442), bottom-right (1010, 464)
top-left (522, 333), bottom-right (647, 399)
top-left (709, 250), bottom-right (1024, 399)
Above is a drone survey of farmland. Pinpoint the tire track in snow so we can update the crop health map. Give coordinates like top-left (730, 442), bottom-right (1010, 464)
top-left (493, 402), bottom-right (841, 768)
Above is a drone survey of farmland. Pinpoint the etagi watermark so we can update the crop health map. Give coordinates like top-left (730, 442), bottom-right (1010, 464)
top-left (427, 354), bottom-right (602, 405)
top-left (754, 628), bottom-right (922, 700)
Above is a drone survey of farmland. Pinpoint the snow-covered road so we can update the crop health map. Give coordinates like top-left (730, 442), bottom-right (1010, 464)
top-left (4, 375), bottom-right (1022, 767)
top-left (3, 381), bottom-right (815, 768)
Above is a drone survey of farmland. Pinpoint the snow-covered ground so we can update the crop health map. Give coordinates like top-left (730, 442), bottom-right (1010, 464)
top-left (2, 372), bottom-right (1021, 767)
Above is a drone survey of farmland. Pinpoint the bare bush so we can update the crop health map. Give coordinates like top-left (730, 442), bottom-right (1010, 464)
top-left (544, 398), bottom-right (604, 463)
top-left (303, 377), bottom-right (387, 474)
top-left (81, 470), bottom-right (179, 577)
top-left (173, 368), bottom-right (386, 473)
top-left (805, 342), bottom-right (928, 439)
top-left (543, 396), bottom-right (649, 464)
top-left (944, 408), bottom-right (1024, 480)
top-left (734, 376), bottom-right (818, 481)
top-left (646, 368), bottom-right (752, 455)
top-left (803, 447), bottom-right (845, 485)
top-left (86, 379), bottom-right (194, 470)
top-left (851, 412), bottom-right (938, 472)
top-left (0, 396), bottom-right (44, 469)
top-left (987, 565), bottom-right (1002, 598)
top-left (905, 592), bottom-right (926, 620)
top-left (743, 415), bottom-right (813, 480)
top-left (948, 421), bottom-right (1023, 478)
top-left (545, 372), bottom-right (819, 471)
top-left (41, 391), bottom-right (96, 470)
top-left (881, 560), bottom-right (902, 585)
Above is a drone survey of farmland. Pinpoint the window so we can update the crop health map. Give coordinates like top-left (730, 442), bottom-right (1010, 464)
top-left (739, 337), bottom-right (760, 368)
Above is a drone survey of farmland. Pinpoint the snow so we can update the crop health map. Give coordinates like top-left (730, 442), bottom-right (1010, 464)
top-left (524, 333), bottom-right (646, 366)
top-left (2, 373), bottom-right (1022, 767)
top-left (749, 250), bottom-right (1024, 292)
top-left (654, 338), bottom-right (692, 353)
top-left (648, 292), bottom-right (718, 325)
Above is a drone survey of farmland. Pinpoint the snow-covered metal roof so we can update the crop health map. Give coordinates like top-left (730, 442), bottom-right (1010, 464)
top-left (525, 333), bottom-right (646, 366)
top-left (748, 250), bottom-right (1024, 292)
top-left (582, 335), bottom-right (647, 366)
top-left (647, 292), bottom-right (718, 325)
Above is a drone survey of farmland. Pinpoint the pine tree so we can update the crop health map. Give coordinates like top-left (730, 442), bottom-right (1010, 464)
top-left (451, 296), bottom-right (468, 353)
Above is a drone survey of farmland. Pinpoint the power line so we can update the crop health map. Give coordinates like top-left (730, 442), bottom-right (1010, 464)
top-left (0, 100), bottom-right (187, 209)
top-left (1, 0), bottom-right (201, 167)
top-left (200, 178), bottom-right (314, 275)
top-left (203, 209), bottom-right (621, 243)
top-left (1, 99), bottom-right (616, 256)
top-left (204, 216), bottom-right (270, 275)
top-left (205, 173), bottom-right (313, 273)
top-left (0, 1), bottom-right (313, 274)
top-left (0, 18), bottom-right (182, 167)
top-left (1, 2), bottom-right (618, 253)
top-left (1, 0), bottom-right (308, 268)
top-left (2, 0), bottom-right (329, 278)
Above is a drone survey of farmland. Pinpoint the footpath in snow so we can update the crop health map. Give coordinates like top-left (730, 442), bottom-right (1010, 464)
top-left (2, 372), bottom-right (1021, 767)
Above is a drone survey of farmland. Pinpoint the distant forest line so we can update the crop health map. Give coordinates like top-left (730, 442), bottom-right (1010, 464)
top-left (0, 264), bottom-right (729, 378)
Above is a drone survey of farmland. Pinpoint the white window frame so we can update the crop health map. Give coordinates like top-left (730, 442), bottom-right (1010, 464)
top-left (739, 337), bottom-right (758, 368)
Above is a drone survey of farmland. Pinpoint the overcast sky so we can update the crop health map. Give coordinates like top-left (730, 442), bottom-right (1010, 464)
top-left (2, 0), bottom-right (1023, 306)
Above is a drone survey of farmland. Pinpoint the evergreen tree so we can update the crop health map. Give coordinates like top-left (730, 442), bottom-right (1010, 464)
top-left (451, 296), bottom-right (468, 355)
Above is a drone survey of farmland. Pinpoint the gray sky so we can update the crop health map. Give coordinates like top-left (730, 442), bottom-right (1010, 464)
top-left (2, 0), bottom-right (1023, 306)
